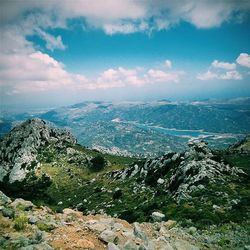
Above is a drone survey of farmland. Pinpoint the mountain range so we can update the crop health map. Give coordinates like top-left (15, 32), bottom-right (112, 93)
top-left (1, 97), bottom-right (250, 156)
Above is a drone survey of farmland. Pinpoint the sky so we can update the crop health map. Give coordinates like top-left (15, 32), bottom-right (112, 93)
top-left (0, 0), bottom-right (250, 108)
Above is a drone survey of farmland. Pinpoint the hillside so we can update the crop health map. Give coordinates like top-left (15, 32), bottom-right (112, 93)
top-left (0, 119), bottom-right (250, 249)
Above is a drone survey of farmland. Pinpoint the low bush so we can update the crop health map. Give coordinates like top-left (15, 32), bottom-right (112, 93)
top-left (14, 214), bottom-right (28, 231)
top-left (90, 155), bottom-right (106, 171)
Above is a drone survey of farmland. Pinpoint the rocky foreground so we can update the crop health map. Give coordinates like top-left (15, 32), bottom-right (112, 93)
top-left (2, 190), bottom-right (250, 250)
top-left (0, 190), bottom-right (201, 250)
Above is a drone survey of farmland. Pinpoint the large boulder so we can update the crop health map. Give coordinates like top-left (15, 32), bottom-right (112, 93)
top-left (0, 119), bottom-right (76, 190)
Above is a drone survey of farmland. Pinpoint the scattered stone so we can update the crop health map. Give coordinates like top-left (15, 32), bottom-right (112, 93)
top-left (2, 207), bottom-right (15, 218)
top-left (164, 220), bottom-right (177, 229)
top-left (113, 222), bottom-right (124, 231)
top-left (89, 223), bottom-right (107, 233)
top-left (133, 222), bottom-right (148, 241)
top-left (212, 204), bottom-right (220, 210)
top-left (99, 229), bottom-right (118, 243)
top-left (28, 216), bottom-right (38, 225)
top-left (123, 240), bottom-right (138, 250)
top-left (188, 226), bottom-right (197, 235)
top-left (11, 199), bottom-right (34, 211)
top-left (108, 242), bottom-right (121, 250)
top-left (0, 191), bottom-right (11, 205)
top-left (157, 178), bottom-right (164, 184)
top-left (151, 212), bottom-right (165, 222)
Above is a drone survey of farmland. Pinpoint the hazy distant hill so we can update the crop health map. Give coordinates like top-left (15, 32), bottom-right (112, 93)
top-left (1, 98), bottom-right (250, 156)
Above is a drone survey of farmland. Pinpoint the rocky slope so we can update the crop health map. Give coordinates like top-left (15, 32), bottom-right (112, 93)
top-left (228, 135), bottom-right (250, 154)
top-left (0, 119), bottom-right (249, 249)
top-left (111, 139), bottom-right (245, 202)
top-left (1, 190), bottom-right (250, 250)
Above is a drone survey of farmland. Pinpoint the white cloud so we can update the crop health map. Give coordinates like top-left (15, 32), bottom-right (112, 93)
top-left (220, 70), bottom-right (242, 80)
top-left (197, 70), bottom-right (242, 81)
top-left (197, 70), bottom-right (218, 80)
top-left (0, 31), bottom-right (182, 96)
top-left (197, 53), bottom-right (249, 81)
top-left (1, 0), bottom-right (250, 34)
top-left (236, 53), bottom-right (250, 68)
top-left (92, 66), bottom-right (182, 90)
top-left (147, 69), bottom-right (180, 83)
top-left (211, 60), bottom-right (236, 70)
top-left (164, 60), bottom-right (172, 69)
top-left (35, 29), bottom-right (66, 51)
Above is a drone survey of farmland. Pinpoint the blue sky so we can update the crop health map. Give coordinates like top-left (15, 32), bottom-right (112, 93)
top-left (0, 0), bottom-right (250, 108)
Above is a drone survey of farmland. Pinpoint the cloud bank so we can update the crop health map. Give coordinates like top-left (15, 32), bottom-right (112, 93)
top-left (1, 0), bottom-right (250, 34)
top-left (197, 54), bottom-right (250, 81)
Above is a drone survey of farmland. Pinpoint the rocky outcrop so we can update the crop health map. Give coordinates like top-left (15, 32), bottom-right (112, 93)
top-left (0, 190), bottom-right (202, 249)
top-left (228, 135), bottom-right (250, 154)
top-left (0, 119), bottom-right (76, 185)
top-left (111, 139), bottom-right (245, 202)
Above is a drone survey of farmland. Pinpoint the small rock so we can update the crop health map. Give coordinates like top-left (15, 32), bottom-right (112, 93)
top-left (108, 242), bottom-right (121, 250)
top-left (188, 226), bottom-right (197, 235)
top-left (11, 198), bottom-right (34, 211)
top-left (113, 222), bottom-right (124, 231)
top-left (2, 207), bottom-right (15, 218)
top-left (212, 205), bottom-right (220, 210)
top-left (89, 223), bottom-right (107, 233)
top-left (157, 178), bottom-right (164, 184)
top-left (63, 208), bottom-right (81, 216)
top-left (76, 203), bottom-right (85, 211)
top-left (133, 222), bottom-right (148, 241)
top-left (164, 220), bottom-right (177, 229)
top-left (0, 191), bottom-right (11, 205)
top-left (123, 240), bottom-right (138, 250)
top-left (99, 229), bottom-right (118, 243)
top-left (171, 153), bottom-right (180, 161)
top-left (28, 216), bottom-right (38, 224)
top-left (151, 212), bottom-right (165, 222)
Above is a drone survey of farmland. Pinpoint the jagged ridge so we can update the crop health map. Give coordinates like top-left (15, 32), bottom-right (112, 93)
top-left (0, 119), bottom-right (76, 184)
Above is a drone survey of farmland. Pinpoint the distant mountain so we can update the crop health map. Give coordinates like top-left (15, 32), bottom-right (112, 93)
top-left (1, 98), bottom-right (250, 156)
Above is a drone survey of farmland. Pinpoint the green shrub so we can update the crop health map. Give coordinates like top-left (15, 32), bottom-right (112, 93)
top-left (37, 222), bottom-right (55, 232)
top-left (90, 155), bottom-right (106, 171)
top-left (14, 214), bottom-right (28, 231)
top-left (113, 189), bottom-right (122, 200)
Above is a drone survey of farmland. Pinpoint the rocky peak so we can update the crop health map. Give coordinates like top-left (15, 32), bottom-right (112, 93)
top-left (0, 119), bottom-right (76, 184)
top-left (111, 139), bottom-right (244, 202)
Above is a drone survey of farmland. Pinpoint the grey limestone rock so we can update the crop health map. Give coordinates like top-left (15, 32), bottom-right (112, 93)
top-left (0, 119), bottom-right (76, 186)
